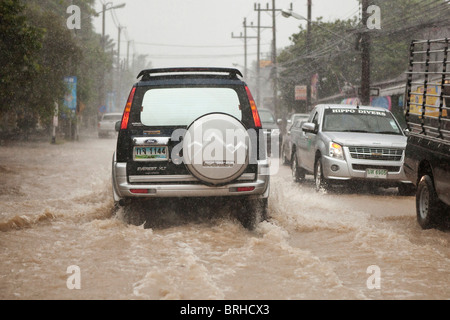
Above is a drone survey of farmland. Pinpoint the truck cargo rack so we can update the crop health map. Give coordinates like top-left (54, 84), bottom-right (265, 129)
top-left (405, 38), bottom-right (450, 142)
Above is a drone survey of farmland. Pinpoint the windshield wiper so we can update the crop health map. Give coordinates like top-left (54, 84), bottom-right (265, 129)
top-left (341, 130), bottom-right (370, 133)
top-left (375, 131), bottom-right (400, 135)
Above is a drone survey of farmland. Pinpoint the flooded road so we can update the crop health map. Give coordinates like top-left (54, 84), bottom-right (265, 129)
top-left (0, 135), bottom-right (449, 300)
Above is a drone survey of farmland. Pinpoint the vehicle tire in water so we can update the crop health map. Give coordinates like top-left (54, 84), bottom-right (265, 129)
top-left (416, 175), bottom-right (445, 229)
top-left (291, 152), bottom-right (305, 182)
top-left (235, 198), bottom-right (268, 230)
top-left (281, 145), bottom-right (289, 165)
top-left (314, 158), bottom-right (329, 192)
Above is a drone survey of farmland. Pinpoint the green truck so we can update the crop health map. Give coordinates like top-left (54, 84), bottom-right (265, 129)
top-left (404, 38), bottom-right (450, 229)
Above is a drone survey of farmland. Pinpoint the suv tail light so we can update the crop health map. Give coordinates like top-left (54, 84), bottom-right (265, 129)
top-left (120, 87), bottom-right (136, 130)
top-left (245, 86), bottom-right (262, 129)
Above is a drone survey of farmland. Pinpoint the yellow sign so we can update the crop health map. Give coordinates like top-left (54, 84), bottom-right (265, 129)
top-left (409, 83), bottom-right (447, 117)
top-left (260, 60), bottom-right (273, 68)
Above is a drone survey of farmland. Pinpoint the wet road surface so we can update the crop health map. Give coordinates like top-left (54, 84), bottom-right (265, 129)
top-left (0, 135), bottom-right (448, 300)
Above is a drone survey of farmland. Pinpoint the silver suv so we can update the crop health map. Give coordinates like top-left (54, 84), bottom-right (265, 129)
top-left (112, 68), bottom-right (270, 228)
top-left (290, 104), bottom-right (414, 195)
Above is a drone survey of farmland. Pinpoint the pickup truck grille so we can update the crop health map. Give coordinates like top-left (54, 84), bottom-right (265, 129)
top-left (348, 147), bottom-right (403, 161)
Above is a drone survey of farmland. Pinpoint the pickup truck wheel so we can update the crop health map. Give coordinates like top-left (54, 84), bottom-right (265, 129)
top-left (416, 175), bottom-right (444, 229)
top-left (314, 158), bottom-right (329, 192)
top-left (281, 145), bottom-right (289, 165)
top-left (291, 152), bottom-right (305, 182)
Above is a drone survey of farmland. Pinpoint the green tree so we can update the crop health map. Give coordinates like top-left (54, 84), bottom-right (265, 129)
top-left (278, 17), bottom-right (360, 113)
top-left (277, 0), bottom-right (450, 114)
top-left (0, 0), bottom-right (115, 138)
top-left (24, 0), bottom-right (112, 128)
top-left (0, 0), bottom-right (42, 114)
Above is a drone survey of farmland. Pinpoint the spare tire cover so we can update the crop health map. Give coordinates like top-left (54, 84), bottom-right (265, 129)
top-left (183, 113), bottom-right (250, 185)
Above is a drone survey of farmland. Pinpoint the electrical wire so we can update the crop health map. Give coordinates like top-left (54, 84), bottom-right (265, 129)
top-left (278, 0), bottom-right (450, 70)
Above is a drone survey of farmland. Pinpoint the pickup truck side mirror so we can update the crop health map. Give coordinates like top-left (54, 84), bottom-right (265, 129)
top-left (115, 121), bottom-right (121, 132)
top-left (302, 122), bottom-right (317, 133)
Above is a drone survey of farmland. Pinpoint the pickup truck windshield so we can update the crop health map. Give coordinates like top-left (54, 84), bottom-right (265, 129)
top-left (322, 108), bottom-right (402, 135)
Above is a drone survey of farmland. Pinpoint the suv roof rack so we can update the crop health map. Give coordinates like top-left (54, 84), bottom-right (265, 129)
top-left (137, 67), bottom-right (243, 80)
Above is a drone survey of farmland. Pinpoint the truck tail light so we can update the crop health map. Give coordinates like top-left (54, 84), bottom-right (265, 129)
top-left (120, 87), bottom-right (136, 130)
top-left (245, 86), bottom-right (262, 129)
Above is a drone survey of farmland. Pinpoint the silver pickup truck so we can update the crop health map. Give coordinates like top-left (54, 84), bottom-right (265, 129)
top-left (290, 104), bottom-right (414, 195)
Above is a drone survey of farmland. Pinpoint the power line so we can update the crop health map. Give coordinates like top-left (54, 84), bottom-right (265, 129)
top-left (133, 41), bottom-right (271, 48)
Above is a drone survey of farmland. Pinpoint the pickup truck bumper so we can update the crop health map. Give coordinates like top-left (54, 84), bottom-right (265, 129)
top-left (321, 154), bottom-right (411, 184)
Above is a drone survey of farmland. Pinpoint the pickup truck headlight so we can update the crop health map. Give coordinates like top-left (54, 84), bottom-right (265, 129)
top-left (329, 142), bottom-right (344, 160)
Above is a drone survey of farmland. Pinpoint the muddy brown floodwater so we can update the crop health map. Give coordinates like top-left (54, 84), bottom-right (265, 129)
top-left (0, 134), bottom-right (449, 300)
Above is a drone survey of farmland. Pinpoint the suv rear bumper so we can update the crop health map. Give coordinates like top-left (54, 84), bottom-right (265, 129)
top-left (112, 159), bottom-right (270, 200)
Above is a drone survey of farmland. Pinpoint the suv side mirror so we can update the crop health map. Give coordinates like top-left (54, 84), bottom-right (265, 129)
top-left (302, 122), bottom-right (316, 133)
top-left (115, 121), bottom-right (121, 132)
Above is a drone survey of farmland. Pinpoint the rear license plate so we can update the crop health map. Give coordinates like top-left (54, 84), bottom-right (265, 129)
top-left (366, 168), bottom-right (388, 179)
top-left (134, 146), bottom-right (168, 162)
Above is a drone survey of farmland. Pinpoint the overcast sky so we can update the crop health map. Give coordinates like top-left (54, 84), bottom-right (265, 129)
top-left (92, 0), bottom-right (360, 70)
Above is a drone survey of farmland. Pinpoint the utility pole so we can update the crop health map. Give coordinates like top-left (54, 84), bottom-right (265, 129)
top-left (116, 25), bottom-right (125, 112)
top-left (102, 3), bottom-right (106, 51)
top-left (242, 4), bottom-right (271, 106)
top-left (117, 25), bottom-right (123, 69)
top-left (231, 18), bottom-right (257, 79)
top-left (254, 1), bottom-right (285, 113)
top-left (360, 0), bottom-right (371, 105)
top-left (127, 40), bottom-right (132, 71)
top-left (256, 3), bottom-right (262, 106)
top-left (306, 0), bottom-right (312, 110)
top-left (272, 0), bottom-right (278, 117)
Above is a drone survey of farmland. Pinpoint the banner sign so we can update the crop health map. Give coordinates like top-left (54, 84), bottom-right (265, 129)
top-left (64, 76), bottom-right (77, 111)
top-left (295, 85), bottom-right (307, 101)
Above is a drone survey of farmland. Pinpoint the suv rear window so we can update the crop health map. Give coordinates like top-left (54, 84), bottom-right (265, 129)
top-left (140, 87), bottom-right (242, 126)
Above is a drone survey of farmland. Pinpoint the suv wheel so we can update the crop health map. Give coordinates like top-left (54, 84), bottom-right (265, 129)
top-left (236, 198), bottom-right (268, 230)
top-left (183, 113), bottom-right (250, 186)
top-left (416, 175), bottom-right (444, 229)
top-left (291, 152), bottom-right (305, 182)
top-left (314, 158), bottom-right (329, 192)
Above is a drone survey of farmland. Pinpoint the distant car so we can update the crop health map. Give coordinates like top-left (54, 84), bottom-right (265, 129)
top-left (258, 109), bottom-right (281, 156)
top-left (98, 113), bottom-right (122, 138)
top-left (112, 67), bottom-right (270, 229)
top-left (281, 113), bottom-right (310, 164)
top-left (290, 104), bottom-right (415, 195)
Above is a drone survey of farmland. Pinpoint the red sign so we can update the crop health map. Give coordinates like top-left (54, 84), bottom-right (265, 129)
top-left (295, 86), bottom-right (307, 101)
